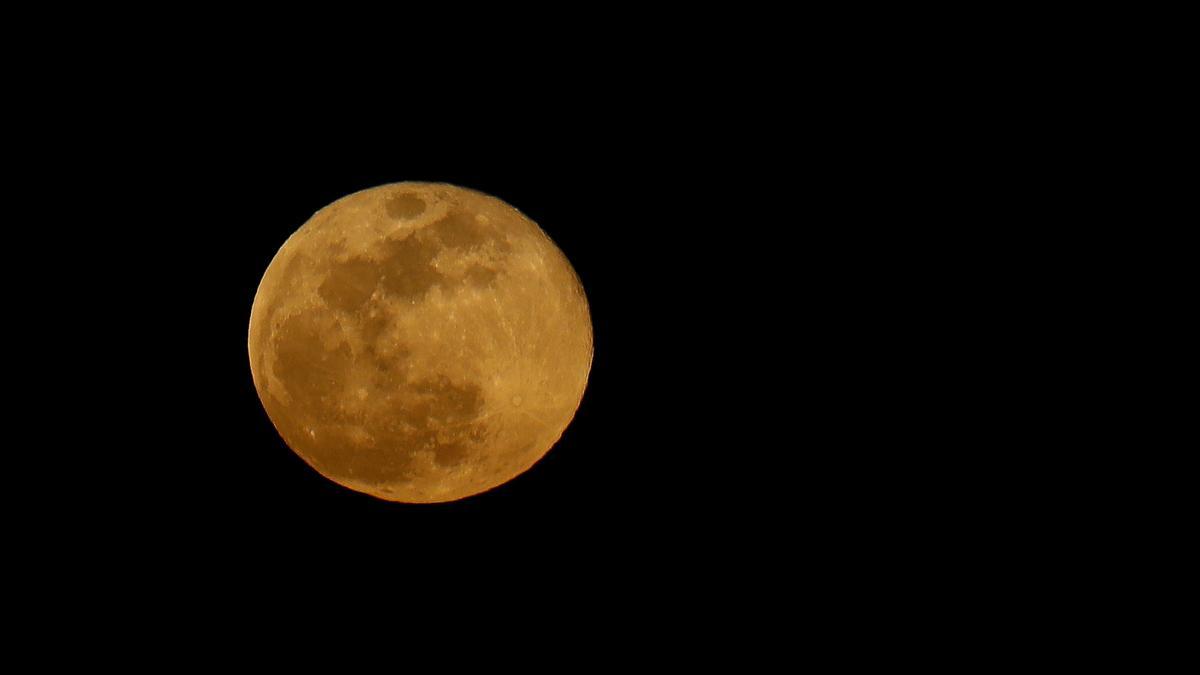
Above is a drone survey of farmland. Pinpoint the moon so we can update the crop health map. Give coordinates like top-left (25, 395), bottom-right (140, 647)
top-left (248, 182), bottom-right (593, 503)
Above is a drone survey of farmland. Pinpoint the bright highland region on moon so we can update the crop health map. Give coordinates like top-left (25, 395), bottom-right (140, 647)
top-left (248, 183), bottom-right (593, 503)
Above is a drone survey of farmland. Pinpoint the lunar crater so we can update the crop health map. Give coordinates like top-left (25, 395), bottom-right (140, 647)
top-left (385, 193), bottom-right (426, 219)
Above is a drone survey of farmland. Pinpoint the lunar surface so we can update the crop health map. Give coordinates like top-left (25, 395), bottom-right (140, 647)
top-left (248, 182), bottom-right (592, 503)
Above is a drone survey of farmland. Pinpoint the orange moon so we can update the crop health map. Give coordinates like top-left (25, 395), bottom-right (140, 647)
top-left (248, 182), bottom-right (592, 502)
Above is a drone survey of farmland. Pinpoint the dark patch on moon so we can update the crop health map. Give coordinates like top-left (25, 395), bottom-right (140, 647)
top-left (385, 193), bottom-right (426, 219)
top-left (273, 313), bottom-right (351, 422)
top-left (431, 211), bottom-right (515, 256)
top-left (408, 376), bottom-right (484, 426)
top-left (359, 311), bottom-right (391, 346)
top-left (465, 264), bottom-right (499, 287)
top-left (302, 374), bottom-right (488, 484)
top-left (377, 233), bottom-right (444, 301)
top-left (317, 256), bottom-right (381, 312)
top-left (270, 325), bottom-right (488, 483)
top-left (385, 376), bottom-right (487, 469)
top-left (367, 342), bottom-right (411, 389)
top-left (308, 426), bottom-right (419, 485)
top-left (277, 252), bottom-right (311, 290)
top-left (430, 211), bottom-right (488, 250)
top-left (315, 206), bottom-right (513, 311)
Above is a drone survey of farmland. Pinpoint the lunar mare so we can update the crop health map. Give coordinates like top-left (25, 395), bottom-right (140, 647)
top-left (248, 182), bottom-right (592, 503)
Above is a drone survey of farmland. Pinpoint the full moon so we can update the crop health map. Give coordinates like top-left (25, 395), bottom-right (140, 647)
top-left (248, 182), bottom-right (592, 503)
